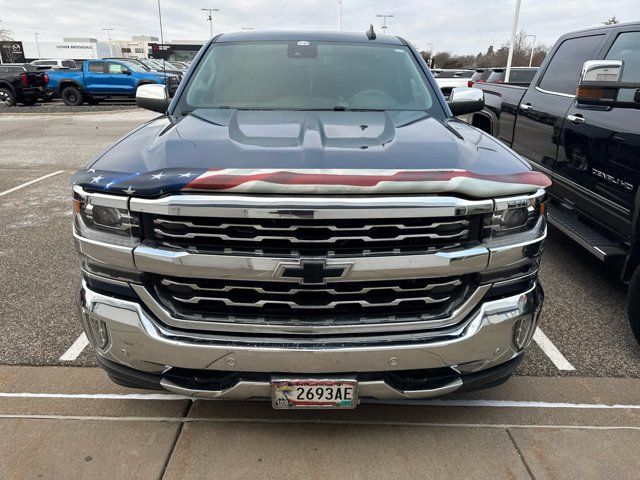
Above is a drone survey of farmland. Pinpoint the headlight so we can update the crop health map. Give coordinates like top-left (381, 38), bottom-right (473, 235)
top-left (73, 189), bottom-right (139, 247)
top-left (484, 190), bottom-right (546, 239)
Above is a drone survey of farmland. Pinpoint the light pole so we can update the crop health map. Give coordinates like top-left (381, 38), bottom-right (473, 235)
top-left (102, 28), bottom-right (114, 57)
top-left (201, 8), bottom-right (220, 38)
top-left (376, 14), bottom-right (394, 33)
top-left (34, 32), bottom-right (41, 59)
top-left (338, 0), bottom-right (343, 31)
top-left (505, 0), bottom-right (521, 83)
top-left (157, 0), bottom-right (165, 47)
top-left (527, 34), bottom-right (536, 67)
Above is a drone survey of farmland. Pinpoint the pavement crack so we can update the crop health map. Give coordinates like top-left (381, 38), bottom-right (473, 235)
top-left (506, 427), bottom-right (536, 480)
top-left (159, 400), bottom-right (193, 480)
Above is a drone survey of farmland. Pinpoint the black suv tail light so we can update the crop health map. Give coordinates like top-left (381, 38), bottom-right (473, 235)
top-left (20, 72), bottom-right (29, 86)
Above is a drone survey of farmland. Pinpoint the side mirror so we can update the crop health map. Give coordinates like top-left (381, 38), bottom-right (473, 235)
top-left (123, 69), bottom-right (132, 75)
top-left (581, 60), bottom-right (623, 82)
top-left (136, 83), bottom-right (170, 113)
top-left (576, 60), bottom-right (640, 109)
top-left (448, 87), bottom-right (484, 116)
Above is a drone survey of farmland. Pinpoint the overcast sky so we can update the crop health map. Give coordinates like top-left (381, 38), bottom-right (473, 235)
top-left (1, 0), bottom-right (638, 54)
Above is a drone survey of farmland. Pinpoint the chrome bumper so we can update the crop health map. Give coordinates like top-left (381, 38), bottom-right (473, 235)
top-left (79, 280), bottom-right (542, 400)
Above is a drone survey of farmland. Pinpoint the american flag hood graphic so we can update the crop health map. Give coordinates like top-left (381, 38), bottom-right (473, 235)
top-left (72, 167), bottom-right (551, 198)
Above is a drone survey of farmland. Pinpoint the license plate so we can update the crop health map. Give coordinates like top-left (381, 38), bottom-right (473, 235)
top-left (271, 378), bottom-right (358, 409)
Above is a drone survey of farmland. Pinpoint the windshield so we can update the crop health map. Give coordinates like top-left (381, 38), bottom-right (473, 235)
top-left (182, 41), bottom-right (438, 112)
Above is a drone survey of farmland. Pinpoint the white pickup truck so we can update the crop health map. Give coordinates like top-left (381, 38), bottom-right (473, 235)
top-left (432, 69), bottom-right (475, 98)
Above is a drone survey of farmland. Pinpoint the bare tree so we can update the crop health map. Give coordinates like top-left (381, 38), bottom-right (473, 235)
top-left (603, 15), bottom-right (620, 25)
top-left (0, 27), bottom-right (13, 41)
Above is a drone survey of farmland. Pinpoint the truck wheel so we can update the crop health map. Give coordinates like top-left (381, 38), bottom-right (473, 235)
top-left (61, 86), bottom-right (84, 106)
top-left (627, 266), bottom-right (640, 344)
top-left (0, 88), bottom-right (16, 107)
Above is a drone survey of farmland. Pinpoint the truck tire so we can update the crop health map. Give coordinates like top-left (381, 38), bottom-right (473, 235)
top-left (61, 86), bottom-right (84, 106)
top-left (627, 266), bottom-right (640, 344)
top-left (0, 88), bottom-right (16, 107)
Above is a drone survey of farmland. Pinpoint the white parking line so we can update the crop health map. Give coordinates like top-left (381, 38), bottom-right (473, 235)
top-left (0, 170), bottom-right (65, 198)
top-left (0, 392), bottom-right (637, 410)
top-left (59, 333), bottom-right (90, 362)
top-left (533, 327), bottom-right (576, 371)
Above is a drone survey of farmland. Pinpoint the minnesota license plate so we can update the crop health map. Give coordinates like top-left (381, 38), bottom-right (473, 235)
top-left (271, 378), bottom-right (358, 409)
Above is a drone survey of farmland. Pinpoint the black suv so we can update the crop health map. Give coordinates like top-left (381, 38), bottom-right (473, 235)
top-left (0, 64), bottom-right (50, 106)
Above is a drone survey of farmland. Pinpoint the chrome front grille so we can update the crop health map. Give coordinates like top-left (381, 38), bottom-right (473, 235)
top-left (149, 215), bottom-right (477, 256)
top-left (151, 275), bottom-right (472, 325)
top-left (129, 194), bottom-right (495, 336)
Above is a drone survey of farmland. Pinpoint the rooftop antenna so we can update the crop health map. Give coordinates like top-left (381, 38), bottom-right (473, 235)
top-left (366, 24), bottom-right (376, 40)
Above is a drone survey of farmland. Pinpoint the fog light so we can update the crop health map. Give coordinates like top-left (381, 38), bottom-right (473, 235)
top-left (512, 314), bottom-right (535, 351)
top-left (88, 315), bottom-right (110, 350)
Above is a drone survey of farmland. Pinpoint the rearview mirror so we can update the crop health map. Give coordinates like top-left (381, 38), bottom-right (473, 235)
top-left (448, 87), bottom-right (484, 116)
top-left (576, 60), bottom-right (640, 109)
top-left (136, 83), bottom-right (170, 113)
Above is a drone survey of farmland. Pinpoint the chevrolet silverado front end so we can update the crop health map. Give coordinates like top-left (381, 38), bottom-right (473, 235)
top-left (71, 30), bottom-right (550, 408)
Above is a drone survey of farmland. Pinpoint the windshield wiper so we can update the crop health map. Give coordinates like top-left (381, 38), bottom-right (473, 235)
top-left (331, 106), bottom-right (386, 112)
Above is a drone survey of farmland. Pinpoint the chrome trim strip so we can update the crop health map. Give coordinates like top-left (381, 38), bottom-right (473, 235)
top-left (73, 231), bottom-right (136, 270)
top-left (153, 228), bottom-right (469, 242)
top-left (487, 225), bottom-right (547, 271)
top-left (494, 189), bottom-right (546, 211)
top-left (153, 218), bottom-right (470, 231)
top-left (172, 293), bottom-right (451, 308)
top-left (131, 284), bottom-right (492, 335)
top-left (132, 245), bottom-right (490, 281)
top-left (130, 194), bottom-right (494, 218)
top-left (534, 86), bottom-right (575, 99)
top-left (73, 185), bottom-right (129, 209)
top-left (158, 377), bottom-right (463, 401)
top-left (160, 277), bottom-right (463, 295)
top-left (81, 268), bottom-right (131, 288)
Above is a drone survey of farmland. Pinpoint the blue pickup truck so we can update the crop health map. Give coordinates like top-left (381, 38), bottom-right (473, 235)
top-left (47, 59), bottom-right (180, 106)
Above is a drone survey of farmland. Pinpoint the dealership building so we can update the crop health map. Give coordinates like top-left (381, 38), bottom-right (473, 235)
top-left (1, 36), bottom-right (204, 63)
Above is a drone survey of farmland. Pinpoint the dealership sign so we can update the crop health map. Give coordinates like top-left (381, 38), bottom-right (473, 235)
top-left (0, 41), bottom-right (26, 63)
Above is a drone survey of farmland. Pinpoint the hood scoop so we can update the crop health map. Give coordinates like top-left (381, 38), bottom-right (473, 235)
top-left (193, 109), bottom-right (396, 149)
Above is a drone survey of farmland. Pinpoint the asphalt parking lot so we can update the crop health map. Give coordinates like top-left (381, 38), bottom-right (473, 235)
top-left (1, 108), bottom-right (640, 479)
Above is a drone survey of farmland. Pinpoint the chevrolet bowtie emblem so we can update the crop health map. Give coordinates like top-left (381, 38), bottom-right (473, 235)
top-left (274, 260), bottom-right (353, 285)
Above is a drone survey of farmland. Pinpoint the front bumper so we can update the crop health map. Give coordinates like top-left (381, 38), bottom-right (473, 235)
top-left (79, 280), bottom-right (543, 401)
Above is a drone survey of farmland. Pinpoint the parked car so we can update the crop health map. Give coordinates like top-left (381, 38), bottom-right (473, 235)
top-left (432, 69), bottom-right (474, 98)
top-left (0, 63), bottom-right (50, 106)
top-left (470, 68), bottom-right (494, 84)
top-left (71, 30), bottom-right (549, 406)
top-left (46, 59), bottom-right (180, 106)
top-left (469, 21), bottom-right (640, 343)
top-left (485, 67), bottom-right (538, 86)
top-left (31, 58), bottom-right (78, 70)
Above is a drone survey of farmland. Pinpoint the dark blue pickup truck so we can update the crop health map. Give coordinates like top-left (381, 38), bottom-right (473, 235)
top-left (70, 30), bottom-right (550, 405)
top-left (47, 59), bottom-right (180, 106)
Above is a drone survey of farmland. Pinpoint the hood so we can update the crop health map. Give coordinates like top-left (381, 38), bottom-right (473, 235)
top-left (76, 109), bottom-right (550, 198)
